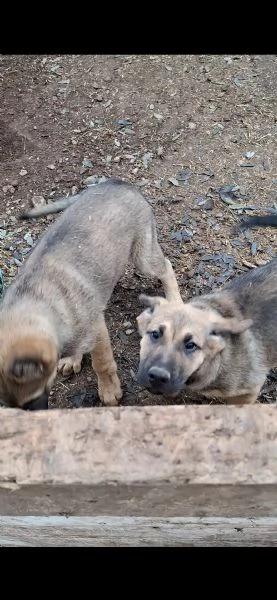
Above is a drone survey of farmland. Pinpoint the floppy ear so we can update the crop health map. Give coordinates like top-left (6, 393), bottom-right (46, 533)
top-left (5, 336), bottom-right (58, 383)
top-left (139, 294), bottom-right (166, 311)
top-left (210, 317), bottom-right (253, 336)
top-left (206, 317), bottom-right (253, 353)
top-left (136, 295), bottom-right (167, 335)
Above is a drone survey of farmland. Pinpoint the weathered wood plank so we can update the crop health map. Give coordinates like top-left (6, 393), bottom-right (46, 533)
top-left (0, 406), bottom-right (276, 486)
top-left (0, 484), bottom-right (277, 518)
top-left (0, 516), bottom-right (277, 547)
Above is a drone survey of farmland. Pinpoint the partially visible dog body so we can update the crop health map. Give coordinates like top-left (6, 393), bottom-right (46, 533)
top-left (137, 256), bottom-right (277, 404)
top-left (0, 179), bottom-right (181, 410)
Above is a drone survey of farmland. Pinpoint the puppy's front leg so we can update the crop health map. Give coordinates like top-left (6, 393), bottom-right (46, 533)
top-left (91, 316), bottom-right (123, 406)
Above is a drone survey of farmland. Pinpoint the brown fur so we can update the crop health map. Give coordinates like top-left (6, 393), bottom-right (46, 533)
top-left (136, 256), bottom-right (277, 404)
top-left (0, 179), bottom-right (181, 410)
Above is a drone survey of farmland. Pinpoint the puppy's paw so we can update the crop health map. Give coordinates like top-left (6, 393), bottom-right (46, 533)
top-left (58, 354), bottom-right (83, 376)
top-left (98, 373), bottom-right (123, 406)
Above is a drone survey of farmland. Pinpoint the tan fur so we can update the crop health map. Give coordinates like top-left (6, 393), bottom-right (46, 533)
top-left (136, 256), bottom-right (277, 404)
top-left (0, 179), bottom-right (181, 410)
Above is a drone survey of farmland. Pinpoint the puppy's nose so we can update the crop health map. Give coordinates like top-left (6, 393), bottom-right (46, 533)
top-left (148, 366), bottom-right (170, 385)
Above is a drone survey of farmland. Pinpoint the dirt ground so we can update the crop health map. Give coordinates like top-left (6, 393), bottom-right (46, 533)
top-left (0, 54), bottom-right (277, 408)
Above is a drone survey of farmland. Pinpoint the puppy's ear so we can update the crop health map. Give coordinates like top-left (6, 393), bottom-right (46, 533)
top-left (5, 336), bottom-right (58, 383)
top-left (139, 294), bottom-right (166, 311)
top-left (207, 318), bottom-right (253, 353)
top-left (211, 317), bottom-right (253, 336)
top-left (136, 295), bottom-right (166, 335)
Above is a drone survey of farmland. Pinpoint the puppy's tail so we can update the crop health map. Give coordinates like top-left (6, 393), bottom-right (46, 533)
top-left (237, 214), bottom-right (277, 231)
top-left (19, 195), bottom-right (78, 219)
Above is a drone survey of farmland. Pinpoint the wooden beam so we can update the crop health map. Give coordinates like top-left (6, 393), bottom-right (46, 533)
top-left (1, 516), bottom-right (277, 547)
top-left (1, 405), bottom-right (276, 545)
top-left (0, 405), bottom-right (276, 487)
top-left (0, 484), bottom-right (277, 518)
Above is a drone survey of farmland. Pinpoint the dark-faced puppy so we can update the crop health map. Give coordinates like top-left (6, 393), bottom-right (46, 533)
top-left (136, 295), bottom-right (254, 402)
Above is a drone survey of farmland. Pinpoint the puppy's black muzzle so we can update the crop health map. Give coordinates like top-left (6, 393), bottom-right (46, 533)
top-left (23, 393), bottom-right (49, 411)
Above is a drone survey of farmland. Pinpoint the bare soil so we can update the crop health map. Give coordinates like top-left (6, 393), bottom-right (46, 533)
top-left (0, 54), bottom-right (276, 408)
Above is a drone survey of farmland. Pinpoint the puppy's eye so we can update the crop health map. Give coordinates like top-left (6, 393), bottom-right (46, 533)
top-left (148, 330), bottom-right (162, 341)
top-left (184, 340), bottom-right (198, 353)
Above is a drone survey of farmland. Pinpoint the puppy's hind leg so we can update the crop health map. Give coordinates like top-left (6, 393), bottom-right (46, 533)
top-left (91, 315), bottom-right (123, 407)
top-left (133, 222), bottom-right (182, 303)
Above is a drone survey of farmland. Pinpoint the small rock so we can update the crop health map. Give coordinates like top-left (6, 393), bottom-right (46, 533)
top-left (196, 197), bottom-right (214, 210)
top-left (3, 185), bottom-right (15, 194)
top-left (31, 195), bottom-right (45, 208)
top-left (47, 164), bottom-right (55, 170)
top-left (82, 158), bottom-right (93, 168)
top-left (19, 169), bottom-right (28, 176)
top-left (13, 258), bottom-right (23, 267)
top-left (10, 179), bottom-right (18, 187)
top-left (116, 118), bottom-right (132, 129)
top-left (263, 157), bottom-right (271, 172)
top-left (24, 233), bottom-right (34, 247)
top-left (168, 177), bottom-right (179, 186)
top-left (176, 168), bottom-right (192, 182)
top-left (70, 392), bottom-right (86, 408)
top-left (71, 186), bottom-right (78, 195)
top-left (143, 152), bottom-right (153, 169)
top-left (153, 113), bottom-right (164, 122)
top-left (84, 175), bottom-right (107, 186)
top-left (157, 146), bottom-right (164, 157)
top-left (123, 321), bottom-right (132, 328)
top-left (188, 122), bottom-right (196, 129)
top-left (122, 128), bottom-right (135, 135)
top-left (125, 328), bottom-right (134, 335)
top-left (244, 151), bottom-right (255, 159)
top-left (95, 94), bottom-right (103, 102)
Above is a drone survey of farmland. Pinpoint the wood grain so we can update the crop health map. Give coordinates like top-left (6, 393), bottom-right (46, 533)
top-left (0, 516), bottom-right (277, 547)
top-left (0, 405), bottom-right (276, 486)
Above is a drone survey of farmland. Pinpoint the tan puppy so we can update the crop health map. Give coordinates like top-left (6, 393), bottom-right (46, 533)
top-left (0, 179), bottom-right (181, 410)
top-left (137, 257), bottom-right (277, 404)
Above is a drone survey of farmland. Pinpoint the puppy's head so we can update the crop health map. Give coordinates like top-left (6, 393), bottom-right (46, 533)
top-left (0, 335), bottom-right (58, 410)
top-left (136, 294), bottom-right (252, 396)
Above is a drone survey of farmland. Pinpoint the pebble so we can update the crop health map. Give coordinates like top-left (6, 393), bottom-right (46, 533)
top-left (123, 321), bottom-right (132, 328)
top-left (31, 195), bottom-right (45, 208)
top-left (19, 169), bottom-right (28, 176)
top-left (2, 185), bottom-right (15, 194)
